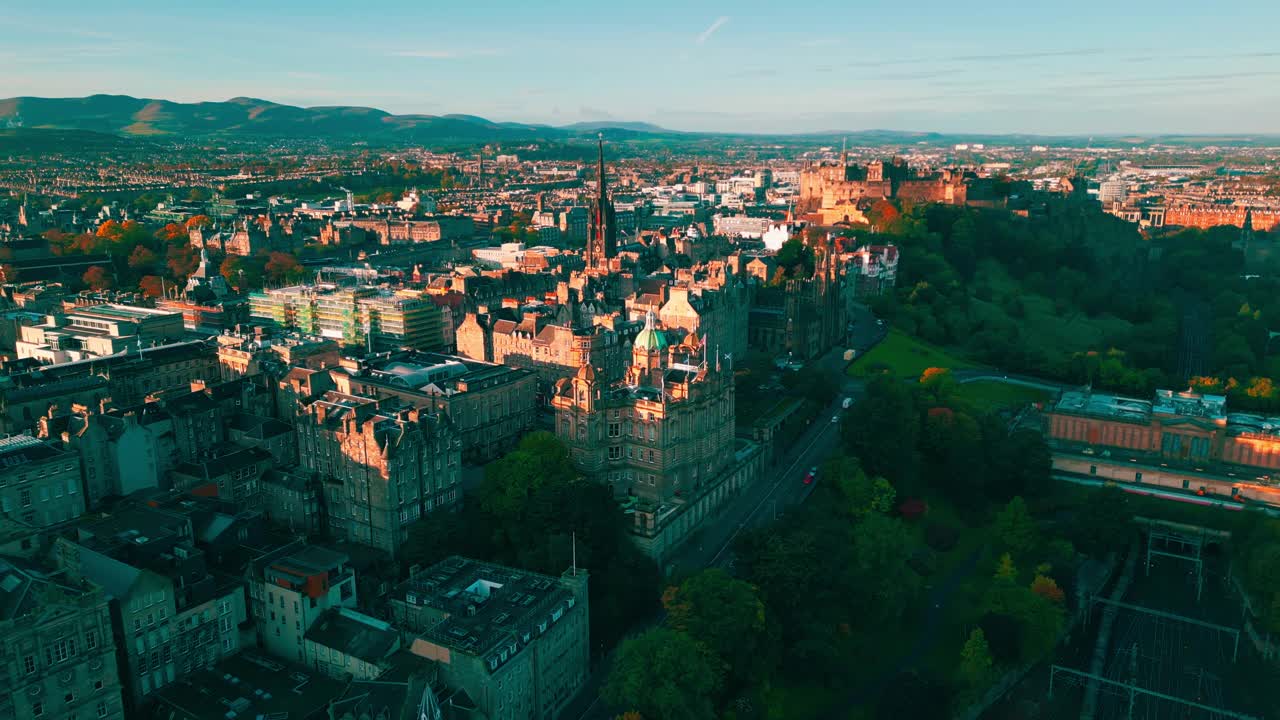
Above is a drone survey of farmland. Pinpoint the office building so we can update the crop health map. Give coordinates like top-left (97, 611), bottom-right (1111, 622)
top-left (0, 434), bottom-right (84, 527)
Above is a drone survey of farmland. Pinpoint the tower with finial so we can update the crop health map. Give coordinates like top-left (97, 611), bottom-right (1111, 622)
top-left (586, 134), bottom-right (617, 272)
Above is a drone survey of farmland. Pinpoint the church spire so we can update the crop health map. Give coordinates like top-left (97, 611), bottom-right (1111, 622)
top-left (597, 133), bottom-right (607, 200)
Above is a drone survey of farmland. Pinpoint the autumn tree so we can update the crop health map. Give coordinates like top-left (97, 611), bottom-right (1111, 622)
top-left (128, 245), bottom-right (159, 271)
top-left (138, 275), bottom-right (166, 298)
top-left (167, 245), bottom-right (199, 280)
top-left (920, 366), bottom-right (956, 400)
top-left (1030, 575), bottom-right (1065, 605)
top-left (154, 222), bottom-right (188, 243)
top-left (82, 265), bottom-right (113, 291)
top-left (264, 252), bottom-right (303, 284)
top-left (184, 214), bottom-right (212, 231)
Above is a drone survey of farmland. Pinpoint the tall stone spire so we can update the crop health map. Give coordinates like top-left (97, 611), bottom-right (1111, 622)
top-left (587, 134), bottom-right (617, 271)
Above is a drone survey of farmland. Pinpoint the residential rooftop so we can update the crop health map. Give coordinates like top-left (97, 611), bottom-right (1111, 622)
top-left (305, 607), bottom-right (399, 665)
top-left (397, 556), bottom-right (575, 663)
top-left (150, 652), bottom-right (345, 720)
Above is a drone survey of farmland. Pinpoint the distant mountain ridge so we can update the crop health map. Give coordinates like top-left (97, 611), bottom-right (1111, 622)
top-left (0, 94), bottom-right (677, 142)
top-left (3, 94), bottom-right (1278, 147)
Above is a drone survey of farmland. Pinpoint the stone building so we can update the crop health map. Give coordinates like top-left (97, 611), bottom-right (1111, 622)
top-left (51, 506), bottom-right (247, 711)
top-left (246, 541), bottom-right (358, 665)
top-left (390, 556), bottom-right (589, 720)
top-left (1164, 203), bottom-right (1280, 231)
top-left (0, 556), bottom-right (125, 720)
top-left (455, 309), bottom-right (625, 394)
top-left (325, 351), bottom-right (538, 463)
top-left (798, 156), bottom-right (970, 211)
top-left (748, 242), bottom-right (847, 361)
top-left (0, 434), bottom-right (84, 527)
top-left (551, 311), bottom-right (735, 504)
top-left (294, 393), bottom-right (461, 557)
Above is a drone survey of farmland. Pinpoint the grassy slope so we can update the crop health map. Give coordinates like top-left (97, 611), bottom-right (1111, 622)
top-left (849, 328), bottom-right (975, 380)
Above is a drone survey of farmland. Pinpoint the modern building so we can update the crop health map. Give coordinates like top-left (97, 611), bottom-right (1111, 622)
top-left (0, 556), bottom-right (125, 720)
top-left (294, 395), bottom-right (461, 557)
top-left (16, 304), bottom-right (185, 363)
top-left (249, 283), bottom-right (450, 351)
top-left (391, 556), bottom-right (589, 720)
top-left (0, 434), bottom-right (84, 527)
top-left (246, 541), bottom-right (358, 664)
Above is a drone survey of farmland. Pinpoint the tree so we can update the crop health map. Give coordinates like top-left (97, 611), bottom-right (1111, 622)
top-left (995, 552), bottom-right (1018, 583)
top-left (1069, 486), bottom-right (1133, 557)
top-left (843, 376), bottom-right (920, 485)
top-left (827, 455), bottom-right (896, 519)
top-left (851, 513), bottom-right (919, 617)
top-left (221, 255), bottom-right (266, 290)
top-left (994, 497), bottom-right (1038, 559)
top-left (167, 245), bottom-right (199, 279)
top-left (184, 214), bottom-right (212, 231)
top-left (1030, 575), bottom-right (1065, 605)
top-left (959, 628), bottom-right (994, 687)
top-left (81, 265), bottom-right (113, 290)
top-left (602, 628), bottom-right (722, 720)
top-left (154, 222), bottom-right (188, 243)
top-left (138, 275), bottom-right (166, 298)
top-left (477, 431), bottom-right (578, 517)
top-left (774, 237), bottom-right (815, 279)
top-left (662, 569), bottom-right (776, 691)
top-left (920, 366), bottom-right (956, 401)
top-left (264, 251), bottom-right (303, 283)
top-left (128, 245), bottom-right (159, 271)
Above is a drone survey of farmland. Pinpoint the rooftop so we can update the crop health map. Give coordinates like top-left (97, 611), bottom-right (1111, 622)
top-left (0, 434), bottom-right (65, 465)
top-left (151, 652), bottom-right (345, 720)
top-left (398, 556), bottom-right (576, 666)
top-left (305, 607), bottom-right (399, 665)
top-left (1052, 388), bottom-right (1229, 426)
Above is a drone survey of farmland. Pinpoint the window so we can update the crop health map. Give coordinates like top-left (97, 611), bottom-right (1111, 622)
top-left (607, 422), bottom-right (620, 438)
top-left (45, 637), bottom-right (77, 664)
top-left (32, 702), bottom-right (43, 717)
top-left (1135, 471), bottom-right (1143, 482)
top-left (94, 680), bottom-right (103, 691)
top-left (65, 692), bottom-right (75, 704)
top-left (608, 446), bottom-right (621, 460)
top-left (1089, 465), bottom-right (1097, 475)
top-left (86, 630), bottom-right (97, 649)
top-left (20, 487), bottom-right (31, 507)
top-left (23, 654), bottom-right (35, 674)
top-left (97, 701), bottom-right (109, 718)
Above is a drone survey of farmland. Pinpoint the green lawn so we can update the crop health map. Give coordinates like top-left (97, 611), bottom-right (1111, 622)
top-left (849, 329), bottom-right (975, 380)
top-left (952, 380), bottom-right (1052, 414)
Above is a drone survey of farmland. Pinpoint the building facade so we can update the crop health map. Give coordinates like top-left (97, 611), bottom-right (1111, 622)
top-left (551, 312), bottom-right (736, 504)
top-left (0, 434), bottom-right (84, 527)
top-left (0, 556), bottom-right (125, 720)
top-left (294, 395), bottom-right (461, 557)
top-left (247, 542), bottom-right (358, 664)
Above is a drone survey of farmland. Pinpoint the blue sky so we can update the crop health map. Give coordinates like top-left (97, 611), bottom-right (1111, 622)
top-left (3, 0), bottom-right (1280, 135)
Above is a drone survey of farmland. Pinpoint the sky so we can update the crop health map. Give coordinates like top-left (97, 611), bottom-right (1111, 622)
top-left (3, 0), bottom-right (1280, 135)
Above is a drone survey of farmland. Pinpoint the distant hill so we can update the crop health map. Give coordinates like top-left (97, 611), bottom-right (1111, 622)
top-left (0, 95), bottom-right (576, 143)
top-left (3, 94), bottom-right (1277, 148)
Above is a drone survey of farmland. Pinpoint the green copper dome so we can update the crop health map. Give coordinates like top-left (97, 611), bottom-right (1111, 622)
top-left (634, 310), bottom-right (668, 353)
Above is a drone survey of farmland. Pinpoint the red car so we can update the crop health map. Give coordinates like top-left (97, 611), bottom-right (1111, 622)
top-left (803, 466), bottom-right (818, 485)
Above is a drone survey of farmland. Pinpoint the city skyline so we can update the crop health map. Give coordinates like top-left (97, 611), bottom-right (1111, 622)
top-left (4, 0), bottom-right (1280, 135)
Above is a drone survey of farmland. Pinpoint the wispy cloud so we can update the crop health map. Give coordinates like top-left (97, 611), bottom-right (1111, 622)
top-left (390, 48), bottom-right (501, 60)
top-left (696, 16), bottom-right (729, 45)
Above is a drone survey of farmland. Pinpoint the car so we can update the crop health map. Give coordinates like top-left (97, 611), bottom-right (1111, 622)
top-left (803, 471), bottom-right (815, 485)
top-left (832, 415), bottom-right (839, 423)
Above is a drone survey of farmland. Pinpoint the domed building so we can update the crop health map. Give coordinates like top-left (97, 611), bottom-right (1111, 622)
top-left (552, 309), bottom-right (739, 537)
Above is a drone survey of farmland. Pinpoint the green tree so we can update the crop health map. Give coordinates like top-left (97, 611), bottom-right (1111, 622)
top-left (852, 513), bottom-right (919, 617)
top-left (959, 628), bottom-right (994, 687)
top-left (602, 628), bottom-right (722, 720)
top-left (827, 455), bottom-right (896, 519)
top-left (774, 237), bottom-right (815, 279)
top-left (663, 569), bottom-right (776, 692)
top-left (994, 497), bottom-right (1038, 559)
top-left (843, 376), bottom-right (920, 485)
top-left (1069, 486), bottom-right (1133, 557)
